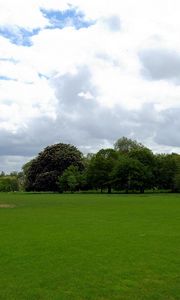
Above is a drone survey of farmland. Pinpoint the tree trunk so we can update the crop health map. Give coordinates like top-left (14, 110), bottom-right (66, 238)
top-left (140, 187), bottom-right (144, 193)
top-left (107, 185), bottom-right (112, 194)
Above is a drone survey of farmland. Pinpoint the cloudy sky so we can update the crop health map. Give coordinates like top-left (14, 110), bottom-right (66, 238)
top-left (1, 0), bottom-right (180, 172)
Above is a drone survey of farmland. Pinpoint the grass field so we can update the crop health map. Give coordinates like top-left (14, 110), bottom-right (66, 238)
top-left (0, 193), bottom-right (180, 300)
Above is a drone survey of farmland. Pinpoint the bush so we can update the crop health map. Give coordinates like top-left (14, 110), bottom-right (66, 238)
top-left (0, 176), bottom-right (19, 192)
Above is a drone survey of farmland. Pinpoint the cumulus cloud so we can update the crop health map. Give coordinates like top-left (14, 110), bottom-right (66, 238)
top-left (0, 0), bottom-right (48, 29)
top-left (154, 108), bottom-right (180, 147)
top-left (1, 0), bottom-right (180, 172)
top-left (139, 48), bottom-right (180, 82)
top-left (1, 66), bottom-right (180, 172)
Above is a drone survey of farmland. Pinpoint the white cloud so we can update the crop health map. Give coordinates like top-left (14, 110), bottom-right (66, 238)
top-left (1, 0), bottom-right (180, 171)
top-left (0, 0), bottom-right (48, 29)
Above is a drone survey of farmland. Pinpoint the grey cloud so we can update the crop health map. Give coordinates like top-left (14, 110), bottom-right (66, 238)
top-left (0, 155), bottom-right (30, 174)
top-left (53, 67), bottom-right (97, 111)
top-left (53, 67), bottom-right (132, 144)
top-left (154, 108), bottom-right (180, 147)
top-left (139, 48), bottom-right (180, 82)
top-left (1, 66), bottom-right (180, 172)
top-left (0, 117), bottom-right (58, 157)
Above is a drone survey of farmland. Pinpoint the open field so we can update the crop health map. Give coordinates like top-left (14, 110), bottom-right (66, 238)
top-left (0, 193), bottom-right (180, 300)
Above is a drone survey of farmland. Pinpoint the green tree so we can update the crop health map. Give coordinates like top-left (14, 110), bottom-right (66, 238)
top-left (25, 143), bottom-right (84, 191)
top-left (67, 175), bottom-right (78, 193)
top-left (172, 154), bottom-right (180, 192)
top-left (114, 137), bottom-right (144, 154)
top-left (154, 154), bottom-right (176, 190)
top-left (129, 147), bottom-right (155, 190)
top-left (58, 165), bottom-right (80, 192)
top-left (22, 159), bottom-right (36, 191)
top-left (0, 176), bottom-right (19, 192)
top-left (34, 171), bottom-right (59, 192)
top-left (112, 156), bottom-right (146, 193)
top-left (87, 149), bottom-right (118, 193)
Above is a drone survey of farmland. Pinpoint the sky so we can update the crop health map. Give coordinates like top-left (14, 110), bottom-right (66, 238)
top-left (1, 0), bottom-right (180, 172)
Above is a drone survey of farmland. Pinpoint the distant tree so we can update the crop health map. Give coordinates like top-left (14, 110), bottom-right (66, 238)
top-left (129, 147), bottom-right (155, 190)
top-left (112, 156), bottom-right (146, 193)
top-left (25, 143), bottom-right (84, 191)
top-left (87, 149), bottom-right (118, 193)
top-left (8, 171), bottom-right (24, 191)
top-left (34, 171), bottom-right (59, 192)
top-left (16, 171), bottom-right (24, 191)
top-left (0, 176), bottom-right (19, 192)
top-left (78, 171), bottom-right (89, 190)
top-left (114, 137), bottom-right (144, 154)
top-left (10, 171), bottom-right (18, 176)
top-left (22, 159), bottom-right (38, 191)
top-left (19, 137), bottom-right (180, 194)
top-left (172, 154), bottom-right (180, 192)
top-left (67, 175), bottom-right (78, 193)
top-left (22, 160), bottom-right (34, 176)
top-left (154, 154), bottom-right (176, 190)
top-left (58, 165), bottom-right (80, 192)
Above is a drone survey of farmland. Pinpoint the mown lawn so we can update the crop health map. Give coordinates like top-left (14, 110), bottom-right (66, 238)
top-left (0, 193), bottom-right (179, 300)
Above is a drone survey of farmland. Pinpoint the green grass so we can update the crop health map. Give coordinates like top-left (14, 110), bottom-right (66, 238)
top-left (0, 193), bottom-right (180, 300)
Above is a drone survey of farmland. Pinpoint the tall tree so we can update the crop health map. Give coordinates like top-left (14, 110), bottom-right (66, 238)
top-left (172, 154), bottom-right (180, 192)
top-left (0, 176), bottom-right (19, 192)
top-left (112, 155), bottom-right (146, 193)
top-left (154, 154), bottom-right (176, 190)
top-left (114, 137), bottom-right (144, 154)
top-left (58, 165), bottom-right (80, 193)
top-left (129, 147), bottom-right (155, 190)
top-left (25, 143), bottom-right (84, 191)
top-left (87, 149), bottom-right (118, 193)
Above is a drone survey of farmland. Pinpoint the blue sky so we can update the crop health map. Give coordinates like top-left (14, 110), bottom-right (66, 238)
top-left (0, 7), bottom-right (93, 47)
top-left (0, 27), bottom-right (40, 46)
top-left (41, 8), bottom-right (93, 30)
top-left (0, 75), bottom-right (16, 81)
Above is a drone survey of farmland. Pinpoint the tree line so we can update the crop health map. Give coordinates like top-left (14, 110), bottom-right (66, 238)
top-left (0, 171), bottom-right (22, 192)
top-left (1, 137), bottom-right (178, 193)
top-left (1, 137), bottom-right (180, 193)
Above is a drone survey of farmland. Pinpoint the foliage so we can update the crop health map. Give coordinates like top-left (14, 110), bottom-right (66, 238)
top-left (0, 176), bottom-right (19, 192)
top-left (34, 171), bottom-right (59, 192)
top-left (114, 136), bottom-right (144, 154)
top-left (25, 143), bottom-right (84, 191)
top-left (154, 154), bottom-right (177, 190)
top-left (58, 165), bottom-right (80, 192)
top-left (87, 149), bottom-right (118, 193)
top-left (16, 137), bottom-right (180, 193)
top-left (173, 154), bottom-right (180, 191)
top-left (112, 155), bottom-right (146, 193)
top-left (129, 147), bottom-right (155, 190)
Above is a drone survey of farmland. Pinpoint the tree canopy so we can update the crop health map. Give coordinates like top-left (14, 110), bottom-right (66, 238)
top-left (15, 137), bottom-right (180, 193)
top-left (114, 137), bottom-right (144, 154)
top-left (25, 143), bottom-right (84, 191)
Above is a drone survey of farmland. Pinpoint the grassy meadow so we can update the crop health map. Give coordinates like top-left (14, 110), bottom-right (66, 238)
top-left (0, 192), bottom-right (180, 300)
